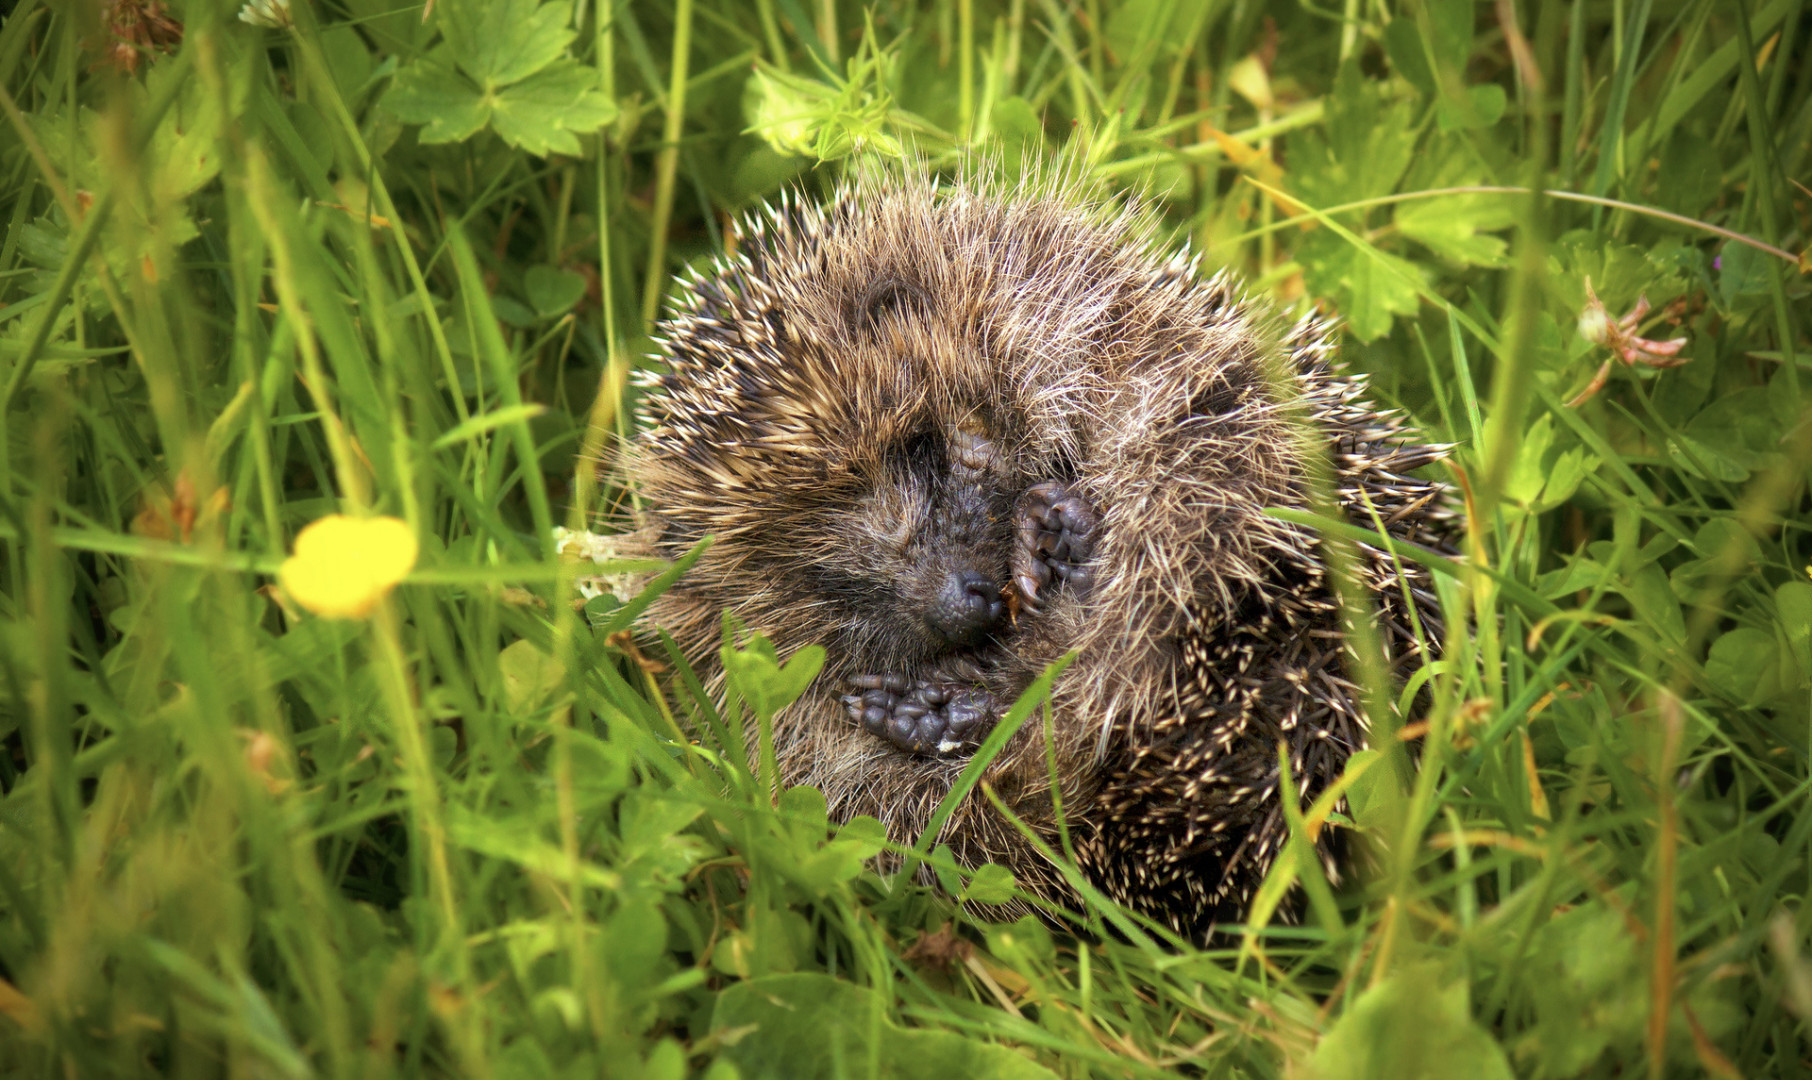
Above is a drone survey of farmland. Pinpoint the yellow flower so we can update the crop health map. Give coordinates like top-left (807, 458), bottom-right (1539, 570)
top-left (278, 514), bottom-right (418, 619)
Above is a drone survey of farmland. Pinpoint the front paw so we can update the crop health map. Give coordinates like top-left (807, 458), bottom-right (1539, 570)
top-left (1012, 480), bottom-right (1099, 615)
top-left (841, 674), bottom-right (994, 757)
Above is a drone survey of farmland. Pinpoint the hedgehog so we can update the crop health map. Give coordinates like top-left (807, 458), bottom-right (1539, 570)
top-left (625, 171), bottom-right (1452, 941)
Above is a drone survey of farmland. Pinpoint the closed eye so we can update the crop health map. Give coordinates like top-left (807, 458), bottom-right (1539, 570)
top-left (888, 428), bottom-right (946, 479)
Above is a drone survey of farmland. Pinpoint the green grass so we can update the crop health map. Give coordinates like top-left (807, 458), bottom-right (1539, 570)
top-left (1, 0), bottom-right (1809, 1076)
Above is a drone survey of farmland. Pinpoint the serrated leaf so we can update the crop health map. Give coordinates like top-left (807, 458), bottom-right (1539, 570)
top-left (1398, 193), bottom-right (1513, 266)
top-left (1300, 230), bottom-right (1426, 341)
top-left (385, 2), bottom-right (614, 156)
top-left (440, 0), bottom-right (575, 88)
top-left (488, 62), bottom-right (618, 156)
top-left (1323, 64), bottom-right (1418, 203)
top-left (383, 60), bottom-right (489, 144)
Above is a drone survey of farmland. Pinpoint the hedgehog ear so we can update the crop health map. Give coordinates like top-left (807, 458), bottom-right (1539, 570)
top-left (850, 274), bottom-right (932, 332)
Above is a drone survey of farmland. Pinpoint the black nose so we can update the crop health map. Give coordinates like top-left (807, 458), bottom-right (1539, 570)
top-left (927, 570), bottom-right (1004, 646)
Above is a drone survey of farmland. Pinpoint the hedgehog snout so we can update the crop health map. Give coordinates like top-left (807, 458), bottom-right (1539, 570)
top-left (925, 568), bottom-right (1005, 647)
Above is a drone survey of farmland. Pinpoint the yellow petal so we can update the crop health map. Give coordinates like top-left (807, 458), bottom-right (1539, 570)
top-left (279, 514), bottom-right (418, 619)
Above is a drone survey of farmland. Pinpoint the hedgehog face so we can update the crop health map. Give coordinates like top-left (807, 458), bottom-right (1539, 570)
top-left (636, 218), bottom-right (1059, 678)
top-left (666, 359), bottom-right (1029, 675)
top-left (806, 415), bottom-right (1016, 664)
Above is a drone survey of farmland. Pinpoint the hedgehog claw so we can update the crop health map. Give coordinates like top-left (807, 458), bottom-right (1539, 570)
top-left (843, 677), bottom-right (993, 757)
top-left (1012, 481), bottom-right (1099, 613)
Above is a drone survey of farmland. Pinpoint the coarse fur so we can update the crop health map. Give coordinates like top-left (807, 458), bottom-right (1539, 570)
top-left (625, 168), bottom-right (1453, 941)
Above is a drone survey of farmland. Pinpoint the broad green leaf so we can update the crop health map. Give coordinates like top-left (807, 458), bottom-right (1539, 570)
top-left (1718, 241), bottom-right (1775, 304)
top-left (1398, 192), bottom-right (1513, 267)
top-left (440, 0), bottom-right (575, 88)
top-left (985, 916), bottom-right (1055, 968)
top-left (1503, 413), bottom-right (1558, 505)
top-left (1521, 905), bottom-right (1645, 1075)
top-left (1777, 581), bottom-right (1812, 680)
top-left (960, 863), bottom-right (1017, 906)
top-left (779, 784), bottom-right (830, 838)
top-left (1436, 84), bottom-right (1506, 131)
top-left (1622, 564), bottom-right (1685, 647)
top-left (383, 59), bottom-right (490, 144)
top-left (498, 638), bottom-right (566, 711)
top-left (744, 66), bottom-right (831, 157)
top-left (1299, 230), bottom-right (1426, 342)
top-left (1381, 0), bottom-right (1472, 97)
top-left (1705, 627), bottom-right (1784, 705)
top-left (489, 62), bottom-right (620, 156)
top-left (383, 2), bottom-right (615, 156)
top-left (1319, 63), bottom-right (1413, 204)
top-left (1680, 388), bottom-right (1777, 480)
top-left (721, 635), bottom-right (826, 721)
top-left (1657, 133), bottom-right (1721, 215)
top-left (597, 899), bottom-right (670, 995)
top-left (1308, 965), bottom-right (1512, 1080)
top-left (524, 265), bottom-right (587, 316)
top-left (713, 971), bottom-right (1058, 1080)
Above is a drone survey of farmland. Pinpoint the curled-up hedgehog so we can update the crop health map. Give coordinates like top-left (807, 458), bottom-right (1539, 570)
top-left (627, 173), bottom-right (1452, 941)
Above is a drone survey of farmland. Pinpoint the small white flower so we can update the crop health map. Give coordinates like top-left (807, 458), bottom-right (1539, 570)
top-left (552, 527), bottom-right (645, 603)
top-left (238, 0), bottom-right (293, 30)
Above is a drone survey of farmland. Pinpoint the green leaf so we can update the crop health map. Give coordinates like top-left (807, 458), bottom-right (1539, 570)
top-left (960, 864), bottom-right (1017, 906)
top-left (1340, 749), bottom-right (1393, 832)
top-left (1680, 388), bottom-right (1778, 480)
top-left (1622, 564), bottom-right (1685, 647)
top-left (1657, 133), bottom-right (1721, 216)
top-left (597, 898), bottom-right (670, 995)
top-left (488, 62), bottom-right (619, 156)
top-left (1398, 192), bottom-right (1513, 266)
top-left (383, 59), bottom-right (490, 144)
top-left (1308, 965), bottom-right (1513, 1080)
top-left (383, 2), bottom-right (615, 156)
top-left (498, 638), bottom-right (566, 712)
top-left (990, 96), bottom-right (1045, 153)
top-left (713, 973), bottom-right (1058, 1079)
top-left (1299, 230), bottom-right (1426, 342)
top-left (1718, 241), bottom-right (1775, 304)
top-left (440, 0), bottom-right (575, 88)
top-left (721, 635), bottom-right (826, 721)
top-left (1436, 83), bottom-right (1506, 131)
top-left (744, 66), bottom-right (831, 157)
top-left (1705, 627), bottom-right (1784, 705)
top-left (1381, 0), bottom-right (1472, 97)
top-left (1314, 64), bottom-right (1418, 205)
top-left (524, 265), bottom-right (587, 316)
top-left (1776, 581), bottom-right (1812, 680)
top-left (1520, 905), bottom-right (1645, 1074)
